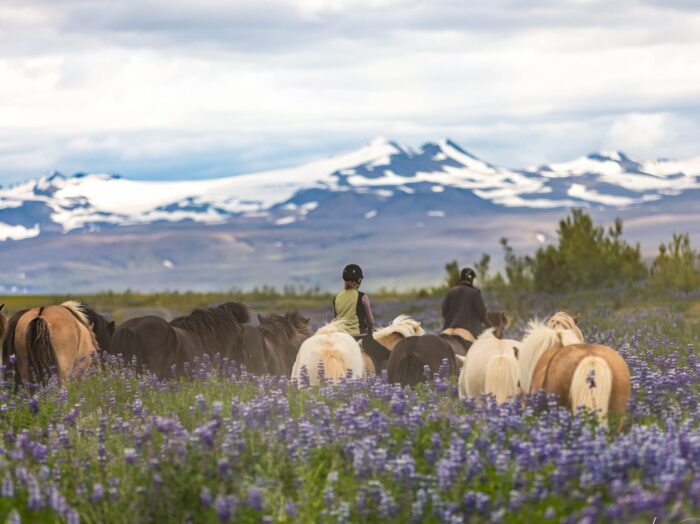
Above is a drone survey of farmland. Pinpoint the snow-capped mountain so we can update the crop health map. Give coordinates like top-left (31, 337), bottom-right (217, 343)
top-left (2, 137), bottom-right (698, 242)
top-left (1, 138), bottom-right (699, 293)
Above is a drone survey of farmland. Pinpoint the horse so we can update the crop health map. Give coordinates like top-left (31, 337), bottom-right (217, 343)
top-left (83, 307), bottom-right (116, 353)
top-left (521, 314), bottom-right (631, 423)
top-left (361, 315), bottom-right (425, 374)
top-left (2, 301), bottom-right (100, 386)
top-left (109, 302), bottom-right (249, 379)
top-left (236, 312), bottom-right (311, 376)
top-left (387, 334), bottom-right (457, 387)
top-left (441, 310), bottom-right (511, 357)
top-left (0, 305), bottom-right (7, 343)
top-left (291, 321), bottom-right (365, 385)
top-left (456, 329), bottom-right (522, 403)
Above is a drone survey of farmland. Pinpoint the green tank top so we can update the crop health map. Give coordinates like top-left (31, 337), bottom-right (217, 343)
top-left (334, 289), bottom-right (360, 336)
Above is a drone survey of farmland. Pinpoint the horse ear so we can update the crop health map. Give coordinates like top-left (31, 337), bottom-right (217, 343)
top-left (257, 313), bottom-right (264, 323)
top-left (0, 304), bottom-right (4, 312)
top-left (574, 313), bottom-right (582, 324)
top-left (108, 321), bottom-right (116, 333)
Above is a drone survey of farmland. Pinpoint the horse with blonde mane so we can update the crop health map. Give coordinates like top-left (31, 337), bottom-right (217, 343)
top-left (2, 301), bottom-right (100, 386)
top-left (520, 312), bottom-right (631, 424)
top-left (361, 315), bottom-right (425, 374)
top-left (456, 329), bottom-right (522, 403)
top-left (291, 321), bottom-right (365, 385)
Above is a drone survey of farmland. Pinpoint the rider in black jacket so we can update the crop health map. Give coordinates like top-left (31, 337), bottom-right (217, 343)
top-left (441, 267), bottom-right (488, 338)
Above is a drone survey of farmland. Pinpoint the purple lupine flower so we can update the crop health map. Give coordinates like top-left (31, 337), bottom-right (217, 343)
top-left (28, 397), bottom-right (39, 415)
top-left (91, 483), bottom-right (104, 503)
top-left (247, 486), bottom-right (264, 511)
top-left (200, 487), bottom-right (213, 508)
top-left (124, 448), bottom-right (137, 464)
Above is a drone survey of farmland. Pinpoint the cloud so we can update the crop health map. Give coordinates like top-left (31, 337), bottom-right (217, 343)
top-left (0, 0), bottom-right (699, 182)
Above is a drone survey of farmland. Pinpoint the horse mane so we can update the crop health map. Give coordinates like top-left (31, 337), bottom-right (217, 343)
top-left (374, 315), bottom-right (425, 340)
top-left (547, 311), bottom-right (584, 343)
top-left (258, 312), bottom-right (311, 349)
top-left (60, 301), bottom-right (99, 350)
top-left (60, 300), bottom-right (91, 328)
top-left (171, 302), bottom-right (250, 356)
top-left (316, 320), bottom-right (349, 335)
top-left (520, 319), bottom-right (582, 393)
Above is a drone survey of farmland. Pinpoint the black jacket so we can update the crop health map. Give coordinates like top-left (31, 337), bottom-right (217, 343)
top-left (441, 281), bottom-right (487, 336)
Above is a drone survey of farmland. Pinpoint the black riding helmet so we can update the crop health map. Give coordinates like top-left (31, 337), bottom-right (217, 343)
top-left (461, 267), bottom-right (476, 282)
top-left (343, 264), bottom-right (364, 282)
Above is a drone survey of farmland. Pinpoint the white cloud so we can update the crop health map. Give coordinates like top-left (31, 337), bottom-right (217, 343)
top-left (0, 0), bottom-right (699, 182)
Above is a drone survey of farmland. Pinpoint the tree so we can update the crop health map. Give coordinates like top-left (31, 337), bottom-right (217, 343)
top-left (651, 233), bottom-right (700, 292)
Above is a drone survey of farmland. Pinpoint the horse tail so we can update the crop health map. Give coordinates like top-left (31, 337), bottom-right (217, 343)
top-left (570, 356), bottom-right (613, 422)
top-left (2, 309), bottom-right (28, 387)
top-left (111, 327), bottom-right (141, 370)
top-left (320, 347), bottom-right (347, 382)
top-left (25, 312), bottom-right (58, 385)
top-left (484, 354), bottom-right (520, 403)
top-left (387, 341), bottom-right (424, 387)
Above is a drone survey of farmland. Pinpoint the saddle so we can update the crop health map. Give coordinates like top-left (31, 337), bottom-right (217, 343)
top-left (440, 328), bottom-right (475, 356)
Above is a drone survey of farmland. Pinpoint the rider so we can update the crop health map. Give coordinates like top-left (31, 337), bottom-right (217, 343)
top-left (333, 264), bottom-right (389, 364)
top-left (442, 267), bottom-right (488, 339)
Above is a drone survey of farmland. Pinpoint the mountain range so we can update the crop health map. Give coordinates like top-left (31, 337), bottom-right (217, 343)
top-left (1, 137), bottom-right (699, 293)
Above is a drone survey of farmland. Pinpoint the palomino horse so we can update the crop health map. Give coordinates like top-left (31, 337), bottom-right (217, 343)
top-left (291, 321), bottom-right (365, 385)
top-left (2, 301), bottom-right (99, 386)
top-left (441, 310), bottom-right (511, 357)
top-left (110, 302), bottom-right (249, 379)
top-left (361, 315), bottom-right (425, 374)
top-left (457, 329), bottom-right (522, 403)
top-left (236, 312), bottom-right (311, 376)
top-left (387, 334), bottom-right (457, 387)
top-left (521, 313), bottom-right (631, 423)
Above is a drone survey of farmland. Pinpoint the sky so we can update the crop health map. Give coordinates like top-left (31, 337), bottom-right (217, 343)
top-left (1, 0), bottom-right (699, 184)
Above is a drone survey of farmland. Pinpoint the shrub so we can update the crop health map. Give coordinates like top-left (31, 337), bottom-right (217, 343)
top-left (651, 233), bottom-right (700, 292)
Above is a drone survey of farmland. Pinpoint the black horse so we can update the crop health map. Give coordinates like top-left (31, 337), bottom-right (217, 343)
top-left (236, 312), bottom-right (311, 376)
top-left (83, 307), bottom-right (116, 353)
top-left (109, 302), bottom-right (250, 379)
top-left (387, 335), bottom-right (458, 387)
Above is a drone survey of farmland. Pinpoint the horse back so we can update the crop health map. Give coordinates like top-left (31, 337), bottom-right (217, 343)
top-left (112, 316), bottom-right (177, 379)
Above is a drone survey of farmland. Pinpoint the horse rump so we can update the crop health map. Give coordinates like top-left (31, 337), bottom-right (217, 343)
top-left (484, 354), bottom-right (519, 403)
top-left (25, 316), bottom-right (58, 385)
top-left (570, 355), bottom-right (613, 422)
top-left (387, 337), bottom-right (425, 387)
top-left (320, 347), bottom-right (348, 382)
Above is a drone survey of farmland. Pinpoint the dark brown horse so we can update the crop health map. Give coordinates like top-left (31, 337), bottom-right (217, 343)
top-left (0, 305), bottom-right (7, 343)
top-left (387, 335), bottom-right (458, 387)
top-left (441, 311), bottom-right (511, 357)
top-left (236, 312), bottom-right (311, 376)
top-left (109, 302), bottom-right (249, 379)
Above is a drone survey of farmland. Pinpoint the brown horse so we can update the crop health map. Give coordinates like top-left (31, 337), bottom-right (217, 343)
top-left (387, 335), bottom-right (458, 387)
top-left (441, 311), bottom-right (511, 357)
top-left (0, 305), bottom-right (7, 343)
top-left (236, 312), bottom-right (312, 376)
top-left (361, 315), bottom-right (425, 374)
top-left (3, 301), bottom-right (99, 386)
top-left (110, 302), bottom-right (250, 379)
top-left (521, 314), bottom-right (630, 424)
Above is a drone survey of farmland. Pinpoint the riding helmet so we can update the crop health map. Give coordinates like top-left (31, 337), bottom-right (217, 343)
top-left (342, 264), bottom-right (364, 282)
top-left (461, 267), bottom-right (476, 282)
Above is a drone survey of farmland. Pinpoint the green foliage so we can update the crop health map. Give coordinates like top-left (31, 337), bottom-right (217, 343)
top-left (651, 233), bottom-right (700, 292)
top-left (529, 210), bottom-right (647, 292)
top-left (444, 260), bottom-right (461, 288)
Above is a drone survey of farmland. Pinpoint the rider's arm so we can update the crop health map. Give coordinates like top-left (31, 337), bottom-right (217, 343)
top-left (362, 294), bottom-right (375, 334)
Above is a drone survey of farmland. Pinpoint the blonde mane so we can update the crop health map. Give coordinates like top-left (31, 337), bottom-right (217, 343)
top-left (547, 311), bottom-right (584, 343)
top-left (315, 320), bottom-right (350, 336)
top-left (374, 315), bottom-right (425, 340)
top-left (60, 300), bottom-right (100, 350)
top-left (60, 300), bottom-right (91, 328)
top-left (519, 319), bottom-right (582, 394)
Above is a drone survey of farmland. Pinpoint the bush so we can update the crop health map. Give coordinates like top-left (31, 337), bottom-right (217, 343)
top-left (651, 233), bottom-right (700, 292)
top-left (529, 210), bottom-right (647, 293)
